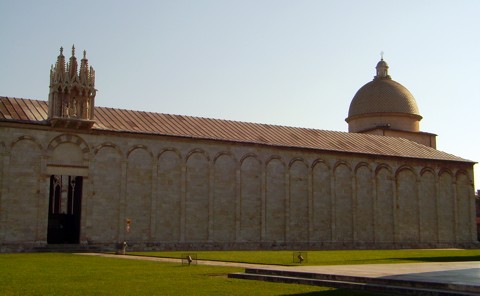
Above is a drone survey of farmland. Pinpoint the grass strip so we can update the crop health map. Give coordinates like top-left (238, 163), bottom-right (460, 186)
top-left (0, 253), bottom-right (380, 296)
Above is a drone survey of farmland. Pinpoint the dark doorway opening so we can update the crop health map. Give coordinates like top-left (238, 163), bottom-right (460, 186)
top-left (47, 175), bottom-right (83, 244)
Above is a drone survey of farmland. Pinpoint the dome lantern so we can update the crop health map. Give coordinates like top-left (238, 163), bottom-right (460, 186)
top-left (375, 58), bottom-right (390, 79)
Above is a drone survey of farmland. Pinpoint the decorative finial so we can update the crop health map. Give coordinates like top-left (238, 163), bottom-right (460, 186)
top-left (83, 50), bottom-right (86, 59)
top-left (72, 45), bottom-right (75, 57)
top-left (60, 47), bottom-right (64, 55)
top-left (380, 51), bottom-right (384, 61)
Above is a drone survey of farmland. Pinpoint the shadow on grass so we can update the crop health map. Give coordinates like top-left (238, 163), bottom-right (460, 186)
top-left (283, 289), bottom-right (385, 296)
top-left (388, 256), bottom-right (480, 263)
top-left (324, 255), bottom-right (480, 265)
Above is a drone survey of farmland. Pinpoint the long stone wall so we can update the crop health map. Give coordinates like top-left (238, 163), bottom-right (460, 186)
top-left (0, 127), bottom-right (477, 251)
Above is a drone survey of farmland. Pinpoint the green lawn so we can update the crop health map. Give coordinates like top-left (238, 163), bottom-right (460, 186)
top-left (1, 249), bottom-right (479, 295)
top-left (0, 253), bottom-right (377, 296)
top-left (131, 249), bottom-right (480, 266)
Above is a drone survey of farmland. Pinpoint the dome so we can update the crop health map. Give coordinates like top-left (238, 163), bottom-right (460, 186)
top-left (347, 59), bottom-right (420, 119)
top-left (347, 78), bottom-right (420, 118)
top-left (345, 58), bottom-right (435, 147)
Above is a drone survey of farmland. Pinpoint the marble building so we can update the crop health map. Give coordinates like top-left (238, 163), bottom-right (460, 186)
top-left (0, 47), bottom-right (477, 252)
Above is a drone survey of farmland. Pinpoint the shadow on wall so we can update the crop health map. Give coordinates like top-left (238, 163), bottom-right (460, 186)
top-left (476, 190), bottom-right (480, 241)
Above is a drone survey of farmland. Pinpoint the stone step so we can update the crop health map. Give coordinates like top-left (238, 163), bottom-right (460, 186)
top-left (228, 268), bottom-right (479, 296)
top-left (243, 268), bottom-right (478, 293)
top-left (33, 244), bottom-right (102, 253)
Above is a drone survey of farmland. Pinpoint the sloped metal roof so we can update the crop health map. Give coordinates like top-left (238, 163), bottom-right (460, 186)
top-left (0, 96), bottom-right (473, 163)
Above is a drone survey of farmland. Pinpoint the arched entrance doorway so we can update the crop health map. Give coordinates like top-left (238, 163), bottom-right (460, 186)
top-left (47, 175), bottom-right (83, 244)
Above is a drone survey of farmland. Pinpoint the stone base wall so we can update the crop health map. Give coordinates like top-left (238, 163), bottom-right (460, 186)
top-left (1, 241), bottom-right (479, 254)
top-left (122, 241), bottom-right (480, 252)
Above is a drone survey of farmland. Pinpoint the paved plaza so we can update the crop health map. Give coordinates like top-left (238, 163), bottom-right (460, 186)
top-left (262, 261), bottom-right (480, 287)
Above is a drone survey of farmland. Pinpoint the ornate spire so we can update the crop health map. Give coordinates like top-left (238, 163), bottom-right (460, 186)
top-left (79, 50), bottom-right (89, 85)
top-left (50, 47), bottom-right (66, 85)
top-left (68, 45), bottom-right (78, 80)
top-left (89, 66), bottom-right (95, 88)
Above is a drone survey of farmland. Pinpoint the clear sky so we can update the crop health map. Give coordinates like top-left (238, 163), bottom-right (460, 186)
top-left (1, 0), bottom-right (479, 189)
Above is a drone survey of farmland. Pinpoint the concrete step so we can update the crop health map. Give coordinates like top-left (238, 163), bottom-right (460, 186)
top-left (228, 268), bottom-right (479, 296)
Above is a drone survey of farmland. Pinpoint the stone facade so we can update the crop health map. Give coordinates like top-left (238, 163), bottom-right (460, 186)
top-left (0, 125), bottom-right (476, 251)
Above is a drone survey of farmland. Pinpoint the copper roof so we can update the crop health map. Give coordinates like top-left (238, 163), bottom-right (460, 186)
top-left (0, 96), bottom-right (473, 163)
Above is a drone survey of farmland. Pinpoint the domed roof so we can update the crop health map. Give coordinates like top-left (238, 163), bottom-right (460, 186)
top-left (347, 59), bottom-right (420, 119)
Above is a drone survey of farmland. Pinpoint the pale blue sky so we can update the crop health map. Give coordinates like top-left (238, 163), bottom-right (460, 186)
top-left (1, 0), bottom-right (479, 189)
